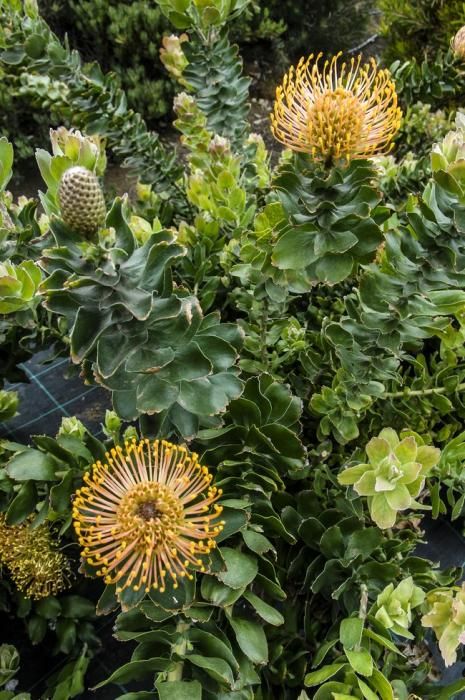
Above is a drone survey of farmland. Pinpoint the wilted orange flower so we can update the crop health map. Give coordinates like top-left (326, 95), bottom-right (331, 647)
top-left (271, 52), bottom-right (402, 165)
top-left (73, 439), bottom-right (224, 595)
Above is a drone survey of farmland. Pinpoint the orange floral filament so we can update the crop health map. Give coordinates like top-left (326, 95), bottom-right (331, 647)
top-left (271, 52), bottom-right (402, 164)
top-left (73, 439), bottom-right (224, 595)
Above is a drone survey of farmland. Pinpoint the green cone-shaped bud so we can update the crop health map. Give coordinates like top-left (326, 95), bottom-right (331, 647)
top-left (58, 166), bottom-right (105, 235)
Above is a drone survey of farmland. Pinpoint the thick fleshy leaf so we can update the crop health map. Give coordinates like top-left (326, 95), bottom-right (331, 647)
top-left (217, 548), bottom-right (258, 589)
top-left (385, 485), bottom-right (412, 511)
top-left (7, 449), bottom-right (57, 481)
top-left (369, 495), bottom-right (397, 529)
top-left (366, 437), bottom-right (391, 466)
top-left (228, 617), bottom-right (268, 664)
top-left (394, 436), bottom-right (417, 465)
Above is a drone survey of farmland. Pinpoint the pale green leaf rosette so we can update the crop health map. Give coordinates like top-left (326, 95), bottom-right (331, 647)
top-left (338, 428), bottom-right (440, 528)
top-left (373, 576), bottom-right (425, 639)
top-left (422, 583), bottom-right (465, 667)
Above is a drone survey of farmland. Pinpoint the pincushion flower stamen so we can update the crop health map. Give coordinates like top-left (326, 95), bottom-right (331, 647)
top-left (73, 439), bottom-right (224, 595)
top-left (271, 52), bottom-right (402, 166)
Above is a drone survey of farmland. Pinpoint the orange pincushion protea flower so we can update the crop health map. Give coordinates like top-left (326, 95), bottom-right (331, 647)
top-left (73, 438), bottom-right (224, 594)
top-left (271, 52), bottom-right (402, 165)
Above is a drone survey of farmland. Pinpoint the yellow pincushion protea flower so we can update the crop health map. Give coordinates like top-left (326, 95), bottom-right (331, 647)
top-left (0, 515), bottom-right (71, 599)
top-left (73, 438), bottom-right (224, 595)
top-left (271, 52), bottom-right (402, 165)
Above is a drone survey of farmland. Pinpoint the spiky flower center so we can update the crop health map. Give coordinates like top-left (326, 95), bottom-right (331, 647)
top-left (309, 88), bottom-right (365, 164)
top-left (119, 483), bottom-right (184, 544)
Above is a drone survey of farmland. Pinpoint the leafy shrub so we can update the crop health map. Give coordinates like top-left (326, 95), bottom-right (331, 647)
top-left (3, 1), bottom-right (465, 699)
top-left (379, 0), bottom-right (465, 63)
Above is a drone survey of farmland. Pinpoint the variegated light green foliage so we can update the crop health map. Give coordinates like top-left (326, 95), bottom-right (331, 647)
top-left (338, 428), bottom-right (440, 528)
top-left (0, 644), bottom-right (19, 686)
top-left (156, 0), bottom-right (250, 32)
top-left (372, 577), bottom-right (425, 638)
top-left (173, 91), bottom-right (267, 310)
top-left (271, 155), bottom-right (388, 287)
top-left (159, 33), bottom-right (189, 86)
top-left (157, 0), bottom-right (251, 145)
top-left (174, 93), bottom-right (254, 231)
top-left (0, 260), bottom-right (41, 314)
top-left (39, 199), bottom-right (243, 434)
top-left (304, 616), bottom-right (408, 699)
top-left (36, 126), bottom-right (106, 217)
top-left (312, 112), bottom-right (465, 443)
top-left (0, 390), bottom-right (18, 422)
top-left (422, 584), bottom-right (465, 667)
top-left (0, 138), bottom-right (13, 193)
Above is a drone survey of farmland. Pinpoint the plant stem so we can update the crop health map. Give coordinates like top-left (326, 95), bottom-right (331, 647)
top-left (167, 620), bottom-right (190, 682)
top-left (358, 583), bottom-right (368, 621)
top-left (384, 382), bottom-right (465, 400)
top-left (260, 300), bottom-right (268, 366)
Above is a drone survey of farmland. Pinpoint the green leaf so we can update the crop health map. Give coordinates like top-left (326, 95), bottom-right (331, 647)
top-left (345, 648), bottom-right (373, 677)
top-left (340, 618), bottom-right (364, 650)
top-left (228, 617), bottom-right (268, 665)
top-left (189, 629), bottom-right (238, 671)
top-left (187, 654), bottom-right (234, 687)
top-left (117, 694), bottom-right (158, 700)
top-left (27, 615), bottom-right (47, 644)
top-left (136, 376), bottom-right (179, 413)
top-left (5, 481), bottom-right (36, 524)
top-left (314, 254), bottom-right (354, 284)
top-left (273, 226), bottom-right (318, 270)
top-left (157, 681), bottom-right (202, 700)
top-left (60, 595), bottom-right (95, 618)
top-left (369, 669), bottom-right (394, 700)
top-left (242, 530), bottom-right (275, 555)
top-left (243, 591), bottom-right (284, 626)
top-left (92, 658), bottom-right (169, 689)
top-left (362, 629), bottom-right (404, 656)
top-left (6, 449), bottom-right (57, 481)
top-left (304, 663), bottom-right (347, 687)
top-left (35, 597), bottom-right (61, 619)
top-left (357, 678), bottom-right (379, 700)
top-left (217, 548), bottom-right (258, 589)
top-left (0, 138), bottom-right (14, 191)
top-left (50, 471), bottom-right (75, 513)
top-left (216, 507), bottom-right (248, 542)
top-left (201, 576), bottom-right (245, 607)
top-left (312, 639), bottom-right (339, 669)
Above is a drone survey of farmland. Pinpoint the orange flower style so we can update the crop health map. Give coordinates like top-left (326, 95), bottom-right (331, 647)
top-left (73, 438), bottom-right (224, 595)
top-left (271, 52), bottom-right (402, 165)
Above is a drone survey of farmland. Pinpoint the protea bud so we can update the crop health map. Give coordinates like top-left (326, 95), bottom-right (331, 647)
top-left (58, 166), bottom-right (106, 235)
top-left (452, 26), bottom-right (465, 60)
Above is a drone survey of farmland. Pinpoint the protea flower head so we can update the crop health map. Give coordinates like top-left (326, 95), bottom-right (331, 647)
top-left (452, 26), bottom-right (465, 59)
top-left (57, 166), bottom-right (106, 236)
top-left (271, 52), bottom-right (402, 165)
top-left (0, 515), bottom-right (71, 599)
top-left (73, 438), bottom-right (224, 596)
